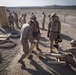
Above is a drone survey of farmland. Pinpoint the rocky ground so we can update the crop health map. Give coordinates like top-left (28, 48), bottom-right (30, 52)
top-left (0, 8), bottom-right (76, 75)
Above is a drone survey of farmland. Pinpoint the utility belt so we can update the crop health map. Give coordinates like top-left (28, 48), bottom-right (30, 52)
top-left (50, 31), bottom-right (59, 33)
top-left (22, 38), bottom-right (27, 39)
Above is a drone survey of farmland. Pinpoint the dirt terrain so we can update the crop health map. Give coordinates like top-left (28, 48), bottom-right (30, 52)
top-left (0, 8), bottom-right (76, 75)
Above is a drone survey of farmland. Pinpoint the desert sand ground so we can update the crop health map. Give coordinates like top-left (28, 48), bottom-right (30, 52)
top-left (0, 8), bottom-right (76, 75)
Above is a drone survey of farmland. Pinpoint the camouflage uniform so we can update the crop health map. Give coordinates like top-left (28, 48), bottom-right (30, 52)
top-left (64, 40), bottom-right (76, 68)
top-left (64, 48), bottom-right (76, 68)
top-left (29, 15), bottom-right (40, 49)
top-left (8, 13), bottom-right (14, 29)
top-left (42, 12), bottom-right (46, 30)
top-left (20, 23), bottom-right (33, 61)
top-left (19, 14), bottom-right (26, 27)
top-left (13, 12), bottom-right (19, 28)
top-left (47, 15), bottom-right (61, 52)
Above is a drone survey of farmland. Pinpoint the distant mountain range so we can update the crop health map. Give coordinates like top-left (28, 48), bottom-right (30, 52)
top-left (7, 5), bottom-right (76, 9)
top-left (45, 5), bottom-right (76, 9)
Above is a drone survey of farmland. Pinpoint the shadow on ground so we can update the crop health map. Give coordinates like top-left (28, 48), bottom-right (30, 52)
top-left (61, 34), bottom-right (73, 41)
top-left (21, 58), bottom-right (53, 75)
top-left (38, 57), bottom-right (76, 75)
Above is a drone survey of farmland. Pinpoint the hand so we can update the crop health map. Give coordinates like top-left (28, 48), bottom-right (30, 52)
top-left (33, 40), bottom-right (38, 44)
top-left (39, 33), bottom-right (41, 37)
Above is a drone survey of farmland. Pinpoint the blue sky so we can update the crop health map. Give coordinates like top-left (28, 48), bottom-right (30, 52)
top-left (0, 0), bottom-right (76, 7)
